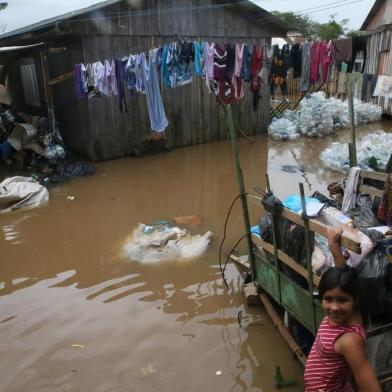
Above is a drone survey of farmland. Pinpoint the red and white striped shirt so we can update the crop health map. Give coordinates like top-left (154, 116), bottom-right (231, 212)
top-left (304, 316), bottom-right (366, 392)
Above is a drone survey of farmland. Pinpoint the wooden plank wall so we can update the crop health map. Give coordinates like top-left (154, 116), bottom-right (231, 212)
top-left (51, 0), bottom-right (276, 161)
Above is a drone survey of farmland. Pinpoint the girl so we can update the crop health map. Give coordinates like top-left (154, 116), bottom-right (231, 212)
top-left (304, 230), bottom-right (381, 391)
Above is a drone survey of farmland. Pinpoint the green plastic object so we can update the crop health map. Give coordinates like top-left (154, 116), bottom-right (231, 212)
top-left (274, 366), bottom-right (296, 389)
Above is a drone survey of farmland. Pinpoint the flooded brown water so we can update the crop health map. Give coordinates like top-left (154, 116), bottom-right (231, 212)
top-left (1, 121), bottom-right (391, 392)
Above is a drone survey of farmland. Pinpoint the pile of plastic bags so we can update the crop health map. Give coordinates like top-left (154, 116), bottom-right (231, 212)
top-left (268, 92), bottom-right (382, 141)
top-left (320, 131), bottom-right (392, 173)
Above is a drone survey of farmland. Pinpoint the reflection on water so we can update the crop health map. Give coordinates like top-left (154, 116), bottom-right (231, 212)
top-left (1, 121), bottom-right (391, 391)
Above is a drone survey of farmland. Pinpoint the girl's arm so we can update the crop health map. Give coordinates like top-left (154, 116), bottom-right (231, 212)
top-left (327, 227), bottom-right (347, 268)
top-left (335, 332), bottom-right (381, 392)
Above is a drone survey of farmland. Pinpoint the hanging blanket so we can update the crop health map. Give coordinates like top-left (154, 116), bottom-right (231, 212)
top-left (0, 176), bottom-right (49, 214)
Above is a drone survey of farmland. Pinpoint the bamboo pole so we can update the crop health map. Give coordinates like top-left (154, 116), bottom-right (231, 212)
top-left (259, 292), bottom-right (307, 367)
top-left (225, 105), bottom-right (256, 280)
top-left (347, 80), bottom-right (357, 167)
top-left (299, 183), bottom-right (317, 334)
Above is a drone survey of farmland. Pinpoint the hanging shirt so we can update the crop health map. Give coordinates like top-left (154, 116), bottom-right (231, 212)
top-left (333, 37), bottom-right (353, 63)
top-left (74, 63), bottom-right (87, 100)
top-left (126, 54), bottom-right (137, 92)
top-left (102, 60), bottom-right (113, 96)
top-left (310, 41), bottom-right (321, 84)
top-left (320, 41), bottom-right (333, 83)
top-left (260, 45), bottom-right (273, 84)
top-left (281, 44), bottom-right (292, 68)
top-left (232, 43), bottom-right (245, 99)
top-left (115, 58), bottom-right (127, 112)
top-left (139, 49), bottom-right (169, 133)
top-left (203, 42), bottom-right (215, 91)
top-left (225, 44), bottom-right (235, 81)
top-left (300, 42), bottom-right (311, 92)
top-left (291, 44), bottom-right (302, 79)
top-left (213, 44), bottom-right (227, 82)
top-left (109, 59), bottom-right (118, 96)
top-left (177, 41), bottom-right (193, 86)
top-left (92, 61), bottom-right (105, 95)
top-left (193, 42), bottom-right (205, 76)
top-left (240, 44), bottom-right (252, 82)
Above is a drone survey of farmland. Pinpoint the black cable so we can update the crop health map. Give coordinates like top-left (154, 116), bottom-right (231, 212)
top-left (219, 193), bottom-right (242, 286)
top-left (219, 191), bottom-right (262, 288)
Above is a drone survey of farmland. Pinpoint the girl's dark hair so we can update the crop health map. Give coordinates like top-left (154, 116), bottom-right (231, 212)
top-left (319, 266), bottom-right (361, 301)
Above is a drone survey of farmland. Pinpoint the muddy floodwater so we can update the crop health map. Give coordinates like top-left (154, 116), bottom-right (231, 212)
top-left (1, 121), bottom-right (391, 392)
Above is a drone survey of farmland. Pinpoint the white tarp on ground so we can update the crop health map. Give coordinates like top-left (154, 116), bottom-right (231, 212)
top-left (0, 176), bottom-right (49, 214)
top-left (123, 223), bottom-right (213, 263)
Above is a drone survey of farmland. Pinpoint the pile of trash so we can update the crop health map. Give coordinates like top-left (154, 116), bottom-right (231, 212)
top-left (123, 221), bottom-right (213, 263)
top-left (268, 92), bottom-right (382, 141)
top-left (267, 118), bottom-right (300, 141)
top-left (320, 131), bottom-right (392, 173)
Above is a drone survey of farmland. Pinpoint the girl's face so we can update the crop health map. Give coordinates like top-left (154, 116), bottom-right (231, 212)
top-left (321, 287), bottom-right (356, 326)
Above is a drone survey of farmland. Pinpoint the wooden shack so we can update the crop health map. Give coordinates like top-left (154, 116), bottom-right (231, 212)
top-left (361, 0), bottom-right (392, 115)
top-left (0, 0), bottom-right (291, 161)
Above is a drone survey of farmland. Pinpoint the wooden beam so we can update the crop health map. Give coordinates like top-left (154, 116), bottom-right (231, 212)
top-left (359, 185), bottom-right (384, 198)
top-left (252, 235), bottom-right (321, 286)
top-left (47, 47), bottom-right (67, 54)
top-left (48, 71), bottom-right (73, 86)
top-left (360, 170), bottom-right (388, 182)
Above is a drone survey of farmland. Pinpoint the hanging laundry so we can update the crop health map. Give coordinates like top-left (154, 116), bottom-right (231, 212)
top-left (281, 44), bottom-right (292, 68)
top-left (349, 71), bottom-right (363, 99)
top-left (92, 61), bottom-right (105, 96)
top-left (193, 42), bottom-right (205, 77)
top-left (260, 45), bottom-right (273, 85)
top-left (346, 35), bottom-right (367, 74)
top-left (300, 42), bottom-right (311, 92)
top-left (134, 54), bottom-right (146, 93)
top-left (203, 42), bottom-right (215, 92)
top-left (139, 49), bottom-right (169, 133)
top-left (291, 44), bottom-right (302, 79)
top-left (240, 44), bottom-right (252, 82)
top-left (125, 54), bottom-right (138, 94)
top-left (109, 60), bottom-right (118, 96)
top-left (225, 44), bottom-right (236, 81)
top-left (373, 75), bottom-right (392, 98)
top-left (310, 41), bottom-right (321, 84)
top-left (270, 47), bottom-right (288, 98)
top-left (320, 41), bottom-right (333, 83)
top-left (361, 73), bottom-right (378, 101)
top-left (177, 41), bottom-right (193, 86)
top-left (115, 58), bottom-right (127, 112)
top-left (250, 44), bottom-right (263, 111)
top-left (213, 44), bottom-right (227, 81)
top-left (332, 37), bottom-right (352, 63)
top-left (74, 63), bottom-right (87, 100)
top-left (232, 43), bottom-right (245, 100)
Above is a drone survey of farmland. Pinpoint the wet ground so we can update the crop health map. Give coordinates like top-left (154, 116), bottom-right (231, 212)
top-left (0, 120), bottom-right (391, 392)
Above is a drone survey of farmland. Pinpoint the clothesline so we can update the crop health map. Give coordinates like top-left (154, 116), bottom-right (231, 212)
top-left (73, 37), bottom-right (375, 134)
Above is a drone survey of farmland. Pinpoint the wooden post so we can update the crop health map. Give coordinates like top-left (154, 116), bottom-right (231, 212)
top-left (347, 79), bottom-right (357, 167)
top-left (225, 105), bottom-right (256, 280)
top-left (40, 49), bottom-right (56, 134)
top-left (299, 182), bottom-right (317, 334)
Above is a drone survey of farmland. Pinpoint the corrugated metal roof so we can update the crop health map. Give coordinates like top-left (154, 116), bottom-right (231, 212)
top-left (361, 0), bottom-right (385, 30)
top-left (0, 0), bottom-right (293, 43)
top-left (0, 0), bottom-right (121, 40)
